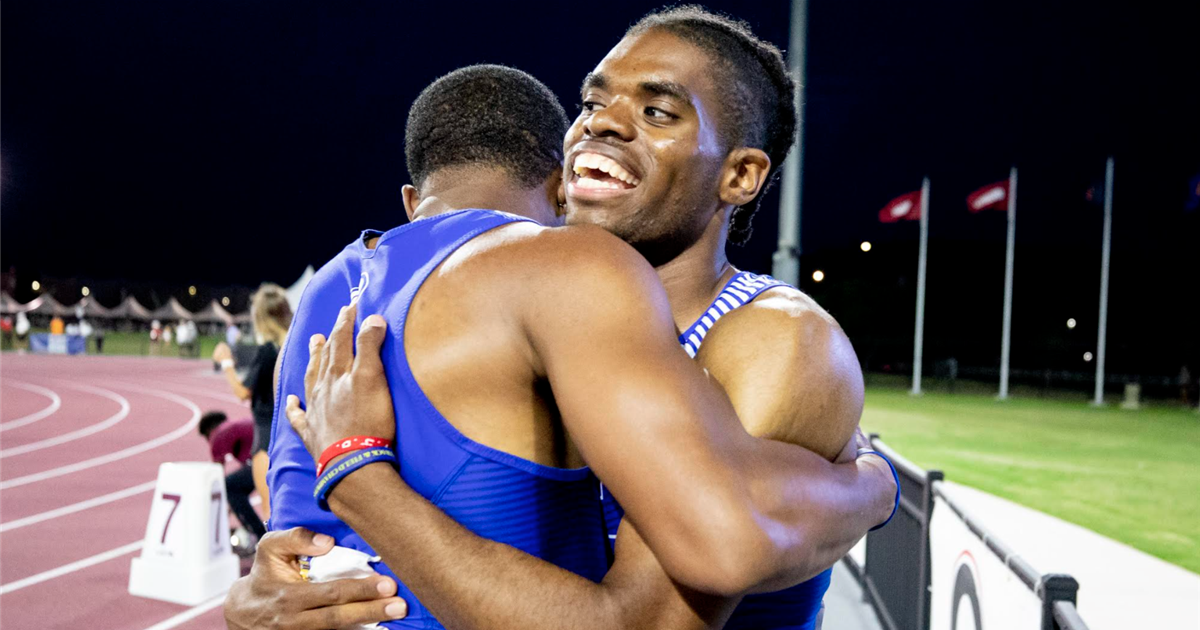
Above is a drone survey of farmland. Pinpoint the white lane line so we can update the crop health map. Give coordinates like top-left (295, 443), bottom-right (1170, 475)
top-left (0, 480), bottom-right (158, 533)
top-left (0, 382), bottom-right (63, 432)
top-left (0, 384), bottom-right (131, 458)
top-left (0, 540), bottom-right (143, 595)
top-left (0, 385), bottom-right (201, 491)
top-left (142, 380), bottom-right (243, 405)
top-left (140, 594), bottom-right (227, 630)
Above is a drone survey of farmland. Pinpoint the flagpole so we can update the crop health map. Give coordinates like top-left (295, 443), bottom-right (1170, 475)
top-left (912, 177), bottom-right (930, 396)
top-left (998, 166), bottom-right (1017, 400)
top-left (1093, 157), bottom-right (1114, 406)
top-left (772, 0), bottom-right (806, 286)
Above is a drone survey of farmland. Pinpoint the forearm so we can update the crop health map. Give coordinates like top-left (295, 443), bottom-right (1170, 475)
top-left (741, 440), bottom-right (895, 592)
top-left (222, 365), bottom-right (251, 400)
top-left (330, 464), bottom-right (628, 630)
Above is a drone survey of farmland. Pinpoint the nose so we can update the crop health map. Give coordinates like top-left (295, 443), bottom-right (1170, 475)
top-left (583, 98), bottom-right (635, 142)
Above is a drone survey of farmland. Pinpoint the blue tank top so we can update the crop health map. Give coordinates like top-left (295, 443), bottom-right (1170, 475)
top-left (268, 209), bottom-right (611, 629)
top-left (601, 270), bottom-right (833, 630)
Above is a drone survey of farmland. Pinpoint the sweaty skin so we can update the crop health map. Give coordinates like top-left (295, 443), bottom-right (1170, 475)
top-left (225, 28), bottom-right (894, 630)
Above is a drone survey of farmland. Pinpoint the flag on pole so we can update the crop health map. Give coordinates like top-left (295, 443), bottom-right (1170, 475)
top-left (967, 180), bottom-right (1010, 212)
top-left (967, 171), bottom-right (1018, 399)
top-left (876, 181), bottom-right (931, 395)
top-left (879, 190), bottom-right (922, 222)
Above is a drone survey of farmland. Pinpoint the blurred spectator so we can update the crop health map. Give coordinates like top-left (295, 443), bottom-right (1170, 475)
top-left (15, 312), bottom-right (30, 345)
top-left (211, 283), bottom-right (292, 522)
top-left (162, 324), bottom-right (173, 347)
top-left (66, 320), bottom-right (81, 336)
top-left (1, 316), bottom-right (13, 347)
top-left (1181, 365), bottom-right (1192, 406)
top-left (176, 320), bottom-right (197, 357)
top-left (49, 315), bottom-right (65, 335)
top-left (94, 324), bottom-right (106, 354)
top-left (225, 322), bottom-right (242, 348)
top-left (149, 320), bottom-right (162, 355)
top-left (187, 320), bottom-right (200, 357)
top-left (198, 411), bottom-right (266, 542)
top-left (79, 318), bottom-right (93, 340)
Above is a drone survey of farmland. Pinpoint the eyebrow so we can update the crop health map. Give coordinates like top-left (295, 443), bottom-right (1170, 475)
top-left (580, 74), bottom-right (690, 104)
top-left (639, 80), bottom-right (690, 103)
top-left (581, 72), bottom-right (606, 93)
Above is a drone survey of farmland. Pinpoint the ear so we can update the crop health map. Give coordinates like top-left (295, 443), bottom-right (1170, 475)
top-left (717, 148), bottom-right (771, 208)
top-left (545, 166), bottom-right (566, 220)
top-left (402, 185), bottom-right (421, 221)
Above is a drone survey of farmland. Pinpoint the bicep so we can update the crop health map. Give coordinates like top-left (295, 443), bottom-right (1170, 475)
top-left (521, 247), bottom-right (758, 587)
top-left (527, 265), bottom-right (744, 515)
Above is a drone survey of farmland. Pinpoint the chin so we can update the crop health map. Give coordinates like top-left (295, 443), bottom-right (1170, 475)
top-left (563, 204), bottom-right (611, 228)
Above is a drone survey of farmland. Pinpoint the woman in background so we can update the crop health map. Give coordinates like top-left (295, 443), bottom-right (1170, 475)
top-left (212, 283), bottom-right (292, 522)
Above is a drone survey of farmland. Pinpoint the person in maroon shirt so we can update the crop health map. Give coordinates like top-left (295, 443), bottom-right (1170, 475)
top-left (199, 411), bottom-right (266, 541)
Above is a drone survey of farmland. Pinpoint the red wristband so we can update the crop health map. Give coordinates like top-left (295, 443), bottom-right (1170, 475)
top-left (316, 436), bottom-right (393, 476)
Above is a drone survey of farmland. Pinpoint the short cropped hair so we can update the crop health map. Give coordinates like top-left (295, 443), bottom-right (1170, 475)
top-left (198, 410), bottom-right (228, 439)
top-left (629, 6), bottom-right (798, 245)
top-left (405, 64), bottom-right (570, 188)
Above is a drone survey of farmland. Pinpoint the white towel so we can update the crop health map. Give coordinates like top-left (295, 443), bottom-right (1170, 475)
top-left (300, 545), bottom-right (385, 629)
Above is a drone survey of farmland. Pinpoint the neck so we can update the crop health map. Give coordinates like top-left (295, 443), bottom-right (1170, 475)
top-left (411, 168), bottom-right (557, 225)
top-left (654, 207), bottom-right (736, 332)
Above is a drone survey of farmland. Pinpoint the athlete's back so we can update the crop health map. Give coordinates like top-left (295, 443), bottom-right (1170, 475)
top-left (269, 210), bottom-right (610, 629)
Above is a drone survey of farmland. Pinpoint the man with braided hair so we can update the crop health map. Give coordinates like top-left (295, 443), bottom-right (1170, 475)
top-left (226, 7), bottom-right (895, 630)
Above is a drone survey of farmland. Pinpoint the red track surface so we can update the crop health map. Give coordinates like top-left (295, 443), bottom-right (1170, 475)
top-left (1, 354), bottom-right (257, 630)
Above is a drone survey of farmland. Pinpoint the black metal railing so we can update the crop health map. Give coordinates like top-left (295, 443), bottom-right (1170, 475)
top-left (844, 437), bottom-right (1091, 630)
top-left (843, 436), bottom-right (942, 630)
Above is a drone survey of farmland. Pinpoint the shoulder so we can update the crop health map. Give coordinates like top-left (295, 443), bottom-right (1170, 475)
top-left (473, 223), bottom-right (647, 269)
top-left (697, 284), bottom-right (863, 459)
top-left (456, 223), bottom-right (660, 299)
top-left (718, 285), bottom-right (845, 352)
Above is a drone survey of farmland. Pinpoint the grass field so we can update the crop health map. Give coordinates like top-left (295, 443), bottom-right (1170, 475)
top-left (2, 330), bottom-right (222, 358)
top-left (862, 386), bottom-right (1200, 574)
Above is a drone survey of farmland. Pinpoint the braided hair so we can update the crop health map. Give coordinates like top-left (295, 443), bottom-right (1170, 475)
top-left (628, 6), bottom-right (798, 245)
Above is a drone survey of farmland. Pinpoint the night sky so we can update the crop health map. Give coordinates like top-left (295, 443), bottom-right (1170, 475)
top-left (2, 1), bottom-right (1197, 380)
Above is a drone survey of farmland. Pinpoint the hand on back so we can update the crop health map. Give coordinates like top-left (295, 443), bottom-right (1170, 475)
top-left (286, 303), bottom-right (396, 464)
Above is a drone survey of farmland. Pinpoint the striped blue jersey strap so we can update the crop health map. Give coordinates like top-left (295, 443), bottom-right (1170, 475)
top-left (678, 271), bottom-right (788, 358)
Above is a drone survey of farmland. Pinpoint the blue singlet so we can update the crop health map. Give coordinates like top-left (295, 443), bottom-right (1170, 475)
top-left (268, 210), bottom-right (611, 629)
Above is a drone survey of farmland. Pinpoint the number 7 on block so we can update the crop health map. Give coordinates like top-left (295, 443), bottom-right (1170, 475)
top-left (159, 493), bottom-right (183, 544)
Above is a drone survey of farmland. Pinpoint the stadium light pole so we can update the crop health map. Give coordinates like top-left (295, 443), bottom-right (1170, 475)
top-left (911, 177), bottom-right (930, 396)
top-left (997, 167), bottom-right (1017, 400)
top-left (1093, 157), bottom-right (1114, 406)
top-left (772, 0), bottom-right (806, 286)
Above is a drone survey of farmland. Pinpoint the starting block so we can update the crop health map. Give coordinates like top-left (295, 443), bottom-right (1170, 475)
top-left (128, 462), bottom-right (240, 605)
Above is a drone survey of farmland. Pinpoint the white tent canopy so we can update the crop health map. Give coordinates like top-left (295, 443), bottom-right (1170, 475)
top-left (192, 299), bottom-right (236, 325)
top-left (1, 293), bottom-right (20, 315)
top-left (286, 265), bottom-right (316, 312)
top-left (148, 297), bottom-right (194, 322)
top-left (106, 296), bottom-right (154, 321)
top-left (21, 294), bottom-right (73, 317)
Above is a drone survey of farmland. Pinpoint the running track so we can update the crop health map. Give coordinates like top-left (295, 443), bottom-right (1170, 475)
top-left (1, 354), bottom-right (256, 629)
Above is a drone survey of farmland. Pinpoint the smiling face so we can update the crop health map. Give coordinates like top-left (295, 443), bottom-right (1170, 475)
top-left (562, 29), bottom-right (732, 266)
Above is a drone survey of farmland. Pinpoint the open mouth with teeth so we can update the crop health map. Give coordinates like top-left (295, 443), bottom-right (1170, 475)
top-left (571, 152), bottom-right (641, 192)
